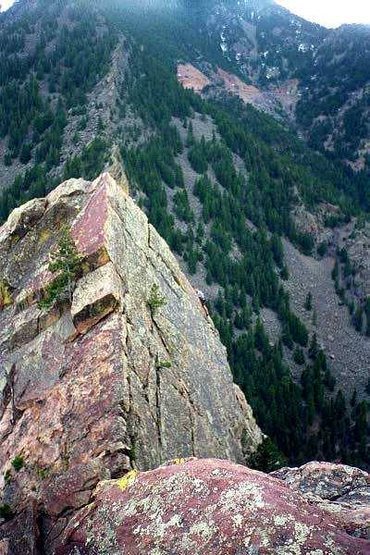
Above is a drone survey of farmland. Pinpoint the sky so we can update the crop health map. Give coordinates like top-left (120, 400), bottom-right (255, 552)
top-left (276, 0), bottom-right (370, 28)
top-left (1, 0), bottom-right (370, 27)
top-left (1, 0), bottom-right (15, 10)
top-left (1, 0), bottom-right (12, 9)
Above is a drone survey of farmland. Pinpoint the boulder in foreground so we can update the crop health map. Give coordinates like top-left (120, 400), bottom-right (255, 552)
top-left (57, 458), bottom-right (369, 554)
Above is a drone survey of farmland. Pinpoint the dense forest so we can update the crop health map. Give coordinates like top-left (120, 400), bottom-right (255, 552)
top-left (117, 35), bottom-right (368, 467)
top-left (0, 0), bottom-right (116, 219)
top-left (0, 0), bottom-right (368, 468)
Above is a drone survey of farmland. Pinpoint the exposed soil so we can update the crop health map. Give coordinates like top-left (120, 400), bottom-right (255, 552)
top-left (177, 63), bottom-right (211, 92)
top-left (216, 67), bottom-right (262, 103)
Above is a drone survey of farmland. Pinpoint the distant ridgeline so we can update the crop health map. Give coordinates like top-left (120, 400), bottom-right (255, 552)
top-left (0, 0), bottom-right (368, 468)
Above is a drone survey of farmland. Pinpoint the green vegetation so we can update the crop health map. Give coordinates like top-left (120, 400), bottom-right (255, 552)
top-left (113, 16), bottom-right (367, 466)
top-left (293, 348), bottom-right (305, 366)
top-left (35, 466), bottom-right (50, 480)
top-left (63, 138), bottom-right (109, 181)
top-left (332, 246), bottom-right (370, 335)
top-left (249, 437), bottom-right (287, 473)
top-left (0, 0), bottom-right (116, 222)
top-left (155, 358), bottom-right (172, 369)
top-left (297, 25), bottom-right (370, 177)
top-left (148, 284), bottom-right (167, 316)
top-left (0, 0), bottom-right (367, 468)
top-left (11, 455), bottom-right (24, 472)
top-left (38, 227), bottom-right (82, 310)
top-left (304, 292), bottom-right (313, 311)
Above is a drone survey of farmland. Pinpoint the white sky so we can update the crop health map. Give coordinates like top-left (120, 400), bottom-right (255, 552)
top-left (1, 0), bottom-right (370, 27)
top-left (276, 0), bottom-right (370, 28)
top-left (1, 0), bottom-right (14, 10)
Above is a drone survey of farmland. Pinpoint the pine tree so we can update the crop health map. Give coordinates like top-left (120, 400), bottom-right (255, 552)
top-left (353, 306), bottom-right (363, 333)
top-left (308, 333), bottom-right (319, 360)
top-left (293, 347), bottom-right (305, 365)
top-left (39, 227), bottom-right (82, 309)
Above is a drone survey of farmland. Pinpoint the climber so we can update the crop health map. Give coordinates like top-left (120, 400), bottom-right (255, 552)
top-left (196, 289), bottom-right (210, 317)
top-left (196, 289), bottom-right (206, 305)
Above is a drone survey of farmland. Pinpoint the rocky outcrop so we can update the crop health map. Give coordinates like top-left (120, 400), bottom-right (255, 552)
top-left (340, 221), bottom-right (370, 299)
top-left (57, 458), bottom-right (369, 554)
top-left (0, 173), bottom-right (262, 553)
top-left (272, 461), bottom-right (370, 539)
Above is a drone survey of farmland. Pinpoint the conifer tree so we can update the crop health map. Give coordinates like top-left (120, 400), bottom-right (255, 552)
top-left (39, 227), bottom-right (81, 309)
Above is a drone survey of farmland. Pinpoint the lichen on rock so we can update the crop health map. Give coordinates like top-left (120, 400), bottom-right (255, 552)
top-left (0, 280), bottom-right (12, 311)
top-left (57, 458), bottom-right (370, 554)
top-left (116, 469), bottom-right (139, 492)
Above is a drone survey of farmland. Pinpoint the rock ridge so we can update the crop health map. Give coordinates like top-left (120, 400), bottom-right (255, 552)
top-left (0, 172), bottom-right (262, 553)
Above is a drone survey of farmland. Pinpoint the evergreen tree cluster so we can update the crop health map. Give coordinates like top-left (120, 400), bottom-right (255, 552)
top-left (116, 36), bottom-right (368, 466)
top-left (0, 0), bottom-right (367, 468)
top-left (332, 245), bottom-right (370, 336)
top-left (0, 0), bottom-right (117, 220)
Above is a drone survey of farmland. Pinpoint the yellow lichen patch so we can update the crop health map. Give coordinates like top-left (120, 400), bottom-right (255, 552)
top-left (0, 280), bottom-right (12, 310)
top-left (172, 458), bottom-right (187, 466)
top-left (39, 229), bottom-right (51, 244)
top-left (11, 234), bottom-right (20, 246)
top-left (116, 470), bottom-right (139, 492)
top-left (81, 261), bottom-right (91, 275)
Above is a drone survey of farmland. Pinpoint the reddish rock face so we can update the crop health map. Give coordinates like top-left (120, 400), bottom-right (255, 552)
top-left (0, 173), bottom-right (368, 555)
top-left (0, 173), bottom-right (262, 553)
top-left (57, 458), bottom-right (369, 555)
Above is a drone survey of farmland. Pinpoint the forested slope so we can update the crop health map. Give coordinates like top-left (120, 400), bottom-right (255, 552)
top-left (0, 0), bottom-right (368, 468)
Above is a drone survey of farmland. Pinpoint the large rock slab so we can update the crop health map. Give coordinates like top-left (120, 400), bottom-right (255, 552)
top-left (71, 262), bottom-right (123, 334)
top-left (56, 458), bottom-right (370, 554)
top-left (0, 173), bottom-right (262, 553)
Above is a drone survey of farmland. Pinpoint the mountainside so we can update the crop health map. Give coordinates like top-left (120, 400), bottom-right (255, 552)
top-left (0, 0), bottom-right (368, 469)
top-left (173, 0), bottom-right (370, 171)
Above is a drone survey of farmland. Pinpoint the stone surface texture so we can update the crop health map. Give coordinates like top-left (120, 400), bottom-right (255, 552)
top-left (57, 458), bottom-right (370, 555)
top-left (272, 461), bottom-right (370, 540)
top-left (0, 173), bottom-right (262, 553)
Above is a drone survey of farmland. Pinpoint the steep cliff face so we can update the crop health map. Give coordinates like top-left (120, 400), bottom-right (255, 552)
top-left (0, 172), bottom-right (262, 553)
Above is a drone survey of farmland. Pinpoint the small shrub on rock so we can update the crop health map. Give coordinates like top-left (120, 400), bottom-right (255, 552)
top-left (148, 284), bottom-right (167, 315)
top-left (12, 455), bottom-right (24, 472)
top-left (38, 227), bottom-right (82, 310)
